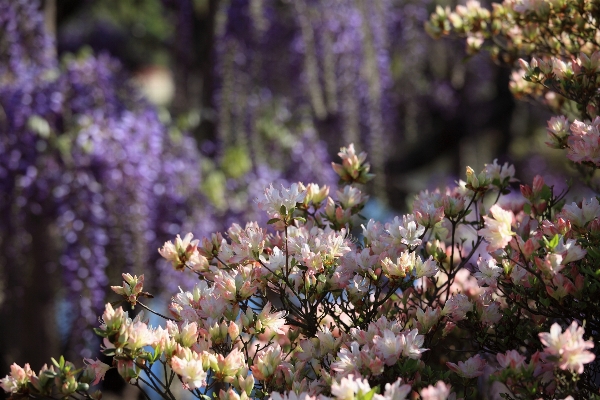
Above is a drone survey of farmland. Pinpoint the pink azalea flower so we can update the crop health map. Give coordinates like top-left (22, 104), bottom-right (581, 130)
top-left (331, 143), bottom-right (373, 183)
top-left (420, 381), bottom-right (452, 400)
top-left (158, 233), bottom-right (205, 271)
top-left (479, 301), bottom-right (502, 326)
top-left (401, 328), bottom-right (428, 359)
top-left (331, 342), bottom-right (364, 376)
top-left (413, 193), bottom-right (445, 227)
top-left (381, 252), bottom-right (414, 279)
top-left (251, 344), bottom-right (284, 381)
top-left (555, 237), bottom-right (586, 264)
top-left (496, 350), bottom-right (527, 369)
top-left (473, 256), bottom-right (501, 287)
top-left (257, 183), bottom-right (306, 218)
top-left (566, 119), bottom-right (600, 166)
top-left (415, 306), bottom-right (441, 334)
top-left (257, 302), bottom-right (287, 334)
top-left (170, 354), bottom-right (207, 390)
top-left (539, 322), bottom-right (595, 374)
top-left (126, 320), bottom-right (156, 351)
top-left (442, 293), bottom-right (473, 321)
top-left (484, 159), bottom-right (516, 185)
top-left (337, 185), bottom-right (368, 209)
top-left (415, 255), bottom-right (439, 278)
top-left (385, 215), bottom-right (425, 248)
top-left (545, 115), bottom-right (570, 148)
top-left (559, 197), bottom-right (600, 228)
top-left (0, 363), bottom-right (35, 393)
top-left (381, 378), bottom-right (412, 400)
top-left (446, 354), bottom-right (486, 378)
top-left (373, 329), bottom-right (405, 366)
top-left (479, 205), bottom-right (515, 252)
top-left (330, 375), bottom-right (373, 400)
top-left (110, 273), bottom-right (145, 305)
top-left (213, 348), bottom-right (246, 382)
top-left (83, 358), bottom-right (111, 386)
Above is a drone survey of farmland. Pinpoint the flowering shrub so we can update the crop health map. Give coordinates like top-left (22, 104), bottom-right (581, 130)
top-left (4, 1), bottom-right (600, 399)
top-left (2, 140), bottom-right (599, 399)
top-left (425, 0), bottom-right (600, 188)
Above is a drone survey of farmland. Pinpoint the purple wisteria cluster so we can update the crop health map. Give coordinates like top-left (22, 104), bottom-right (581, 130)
top-left (202, 0), bottom-right (507, 207)
top-left (212, 0), bottom-right (393, 190)
top-left (0, 0), bottom-right (212, 361)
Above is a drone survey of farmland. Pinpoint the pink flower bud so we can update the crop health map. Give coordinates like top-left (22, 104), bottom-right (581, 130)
top-left (228, 321), bottom-right (240, 339)
top-left (589, 218), bottom-right (600, 233)
top-left (557, 218), bottom-right (571, 235)
top-left (520, 184), bottom-right (533, 200)
top-left (532, 175), bottom-right (544, 194)
top-left (523, 238), bottom-right (536, 260)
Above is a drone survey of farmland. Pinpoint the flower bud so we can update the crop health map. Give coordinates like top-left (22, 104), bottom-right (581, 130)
top-left (520, 184), bottom-right (533, 200)
top-left (228, 321), bottom-right (240, 340)
top-left (116, 360), bottom-right (138, 382)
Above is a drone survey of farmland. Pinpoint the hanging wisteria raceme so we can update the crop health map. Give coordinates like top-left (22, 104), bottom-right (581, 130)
top-left (205, 0), bottom-right (508, 209)
top-left (0, 0), bottom-right (212, 362)
top-left (217, 127), bottom-right (338, 230)
top-left (211, 0), bottom-right (394, 195)
top-left (0, 0), bottom-right (55, 85)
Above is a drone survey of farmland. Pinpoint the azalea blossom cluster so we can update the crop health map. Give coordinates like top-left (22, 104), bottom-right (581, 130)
top-left (426, 0), bottom-right (600, 190)
top-left (3, 140), bottom-right (599, 400)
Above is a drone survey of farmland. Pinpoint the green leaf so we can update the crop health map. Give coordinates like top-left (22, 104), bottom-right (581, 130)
top-left (102, 348), bottom-right (116, 357)
top-left (221, 146), bottom-right (252, 179)
top-left (42, 370), bottom-right (57, 378)
top-left (358, 387), bottom-right (379, 400)
top-left (77, 383), bottom-right (90, 392)
top-left (317, 274), bottom-right (327, 283)
top-left (27, 115), bottom-right (51, 138)
top-left (547, 234), bottom-right (560, 249)
top-left (540, 185), bottom-right (552, 201)
top-left (93, 328), bottom-right (108, 337)
top-left (280, 205), bottom-right (287, 215)
top-left (267, 218), bottom-right (280, 224)
top-left (297, 264), bottom-right (308, 271)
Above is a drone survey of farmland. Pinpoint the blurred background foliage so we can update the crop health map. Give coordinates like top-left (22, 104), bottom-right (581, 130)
top-left (0, 0), bottom-right (585, 396)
